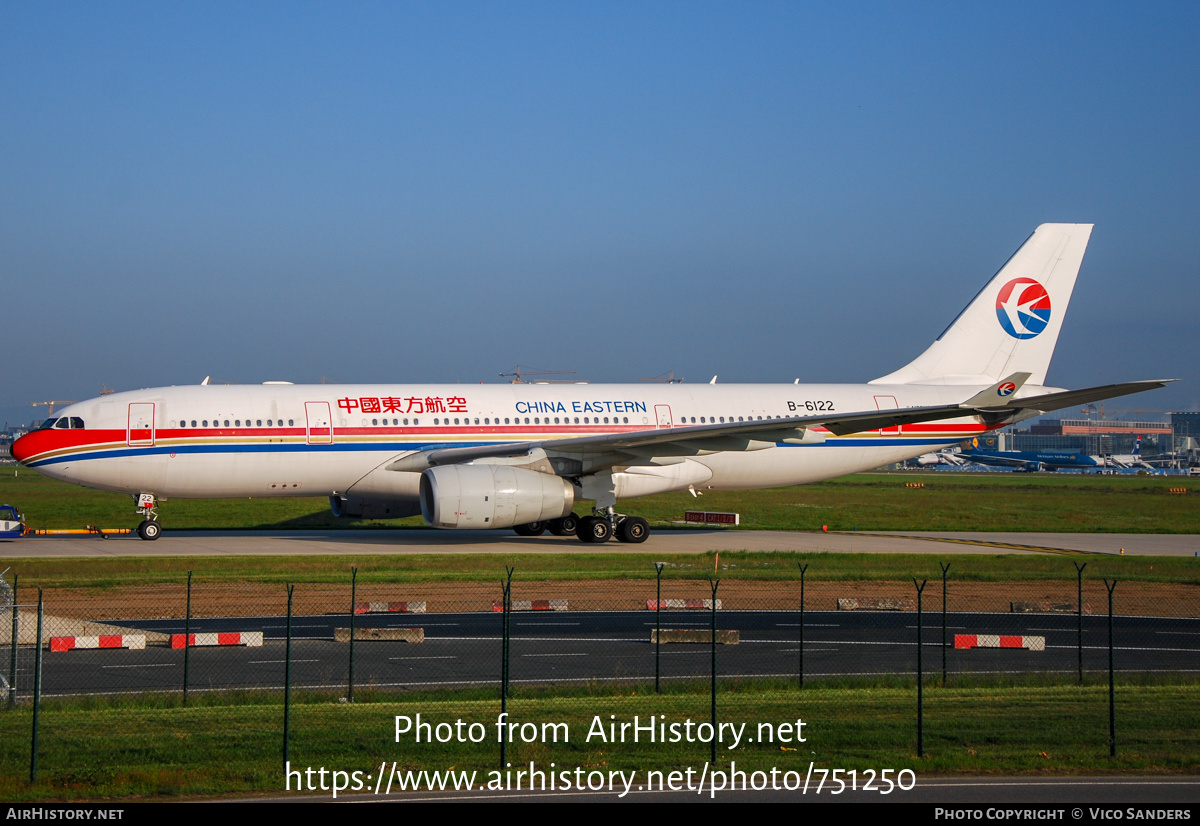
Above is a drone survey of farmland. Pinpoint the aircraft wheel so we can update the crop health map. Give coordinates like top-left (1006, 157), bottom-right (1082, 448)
top-left (137, 519), bottom-right (161, 541)
top-left (578, 515), bottom-right (612, 543)
top-left (513, 522), bottom-right (546, 537)
top-left (616, 516), bottom-right (649, 544)
top-left (547, 514), bottom-right (579, 536)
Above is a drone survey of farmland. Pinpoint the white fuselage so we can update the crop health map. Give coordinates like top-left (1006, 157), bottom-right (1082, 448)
top-left (15, 381), bottom-right (1019, 505)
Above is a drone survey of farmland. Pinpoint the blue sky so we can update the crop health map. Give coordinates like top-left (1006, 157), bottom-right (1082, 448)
top-left (2, 2), bottom-right (1197, 427)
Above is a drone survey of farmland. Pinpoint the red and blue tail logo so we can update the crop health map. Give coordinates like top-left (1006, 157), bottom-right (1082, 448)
top-left (995, 278), bottom-right (1051, 339)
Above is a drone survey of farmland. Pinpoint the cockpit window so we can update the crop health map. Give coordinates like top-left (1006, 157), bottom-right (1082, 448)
top-left (37, 418), bottom-right (58, 430)
top-left (55, 418), bottom-right (71, 428)
top-left (70, 417), bottom-right (84, 429)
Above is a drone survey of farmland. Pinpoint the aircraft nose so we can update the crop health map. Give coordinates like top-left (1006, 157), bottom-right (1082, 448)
top-left (11, 433), bottom-right (35, 465)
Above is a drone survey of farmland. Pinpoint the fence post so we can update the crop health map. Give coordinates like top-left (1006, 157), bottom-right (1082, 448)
top-left (1104, 578), bottom-right (1117, 757)
top-left (940, 562), bottom-right (950, 686)
top-left (709, 578), bottom-right (720, 766)
top-left (798, 563), bottom-right (808, 688)
top-left (183, 570), bottom-right (192, 706)
top-left (8, 573), bottom-right (16, 708)
top-left (348, 567), bottom-right (357, 702)
top-left (654, 562), bottom-right (664, 694)
top-left (914, 578), bottom-right (927, 758)
top-left (500, 567), bottom-right (513, 769)
top-left (31, 589), bottom-right (43, 784)
top-left (1074, 562), bottom-right (1088, 686)
top-left (284, 583), bottom-right (294, 771)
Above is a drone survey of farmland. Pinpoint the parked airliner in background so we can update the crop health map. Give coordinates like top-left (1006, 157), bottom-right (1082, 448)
top-left (13, 224), bottom-right (1171, 542)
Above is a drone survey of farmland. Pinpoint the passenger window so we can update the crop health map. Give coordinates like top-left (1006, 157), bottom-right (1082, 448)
top-left (372, 418), bottom-right (378, 426)
top-left (202, 420), bottom-right (208, 427)
top-left (413, 418), bottom-right (419, 425)
top-left (604, 417), bottom-right (609, 424)
top-left (403, 418), bottom-right (409, 425)
top-left (235, 420), bottom-right (241, 427)
top-left (455, 418), bottom-right (460, 425)
top-left (504, 418), bottom-right (510, 424)
top-left (288, 419), bottom-right (294, 426)
top-left (623, 417), bottom-right (628, 423)
top-left (475, 418), bottom-right (480, 425)
top-left (179, 420), bottom-right (186, 428)
top-left (223, 420), bottom-right (229, 427)
top-left (434, 418), bottom-right (440, 425)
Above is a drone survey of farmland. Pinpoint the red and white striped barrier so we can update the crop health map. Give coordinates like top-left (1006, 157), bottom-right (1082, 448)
top-left (354, 601), bottom-right (427, 615)
top-left (954, 634), bottom-right (1045, 651)
top-left (492, 599), bottom-right (568, 612)
top-left (50, 634), bottom-right (145, 652)
top-left (171, 631), bottom-right (263, 649)
top-left (646, 599), bottom-right (723, 610)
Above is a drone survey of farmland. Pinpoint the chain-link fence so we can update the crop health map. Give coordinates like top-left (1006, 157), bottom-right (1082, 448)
top-left (2, 562), bottom-right (1198, 796)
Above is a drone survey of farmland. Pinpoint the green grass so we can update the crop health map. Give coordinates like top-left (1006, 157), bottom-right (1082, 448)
top-left (3, 550), bottom-right (1198, 589)
top-left (3, 469), bottom-right (1198, 534)
top-left (2, 680), bottom-right (1197, 799)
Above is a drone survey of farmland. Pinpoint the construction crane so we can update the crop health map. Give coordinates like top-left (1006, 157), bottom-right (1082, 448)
top-left (499, 366), bottom-right (578, 384)
top-left (31, 401), bottom-right (76, 417)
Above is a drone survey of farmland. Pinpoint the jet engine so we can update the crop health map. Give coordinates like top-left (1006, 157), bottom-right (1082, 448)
top-left (420, 464), bottom-right (574, 529)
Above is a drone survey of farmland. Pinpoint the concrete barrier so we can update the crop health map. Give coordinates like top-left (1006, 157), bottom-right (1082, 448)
top-left (50, 634), bottom-right (145, 652)
top-left (837, 598), bottom-right (915, 611)
top-left (646, 599), bottom-right (722, 610)
top-left (171, 632), bottom-right (263, 648)
top-left (1010, 601), bottom-right (1091, 614)
top-left (353, 601), bottom-right (427, 614)
top-left (955, 634), bottom-right (1045, 651)
top-left (492, 600), bottom-right (568, 612)
top-left (650, 629), bottom-right (739, 644)
top-left (335, 627), bottom-right (424, 643)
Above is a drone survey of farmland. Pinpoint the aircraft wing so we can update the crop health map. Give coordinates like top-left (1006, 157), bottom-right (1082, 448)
top-left (386, 378), bottom-right (1174, 474)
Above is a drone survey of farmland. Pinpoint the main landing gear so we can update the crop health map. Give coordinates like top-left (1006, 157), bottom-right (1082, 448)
top-left (511, 511), bottom-right (649, 544)
top-left (133, 493), bottom-right (161, 541)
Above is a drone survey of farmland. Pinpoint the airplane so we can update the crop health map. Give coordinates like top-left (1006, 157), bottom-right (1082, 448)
top-left (1103, 437), bottom-right (1154, 469)
top-left (956, 434), bottom-right (1157, 472)
top-left (955, 439), bottom-right (1105, 472)
top-left (12, 223), bottom-right (1173, 543)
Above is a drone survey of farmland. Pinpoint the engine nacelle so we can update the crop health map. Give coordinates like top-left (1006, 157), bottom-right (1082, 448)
top-left (420, 465), bottom-right (574, 529)
top-left (329, 495), bottom-right (421, 520)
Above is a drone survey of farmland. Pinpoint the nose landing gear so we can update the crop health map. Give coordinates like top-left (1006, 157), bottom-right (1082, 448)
top-left (133, 493), bottom-right (161, 541)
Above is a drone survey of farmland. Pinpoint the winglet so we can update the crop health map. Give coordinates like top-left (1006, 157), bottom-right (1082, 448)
top-left (960, 372), bottom-right (1032, 409)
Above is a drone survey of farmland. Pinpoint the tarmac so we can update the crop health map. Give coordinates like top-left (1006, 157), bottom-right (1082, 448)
top-left (1, 528), bottom-right (1196, 557)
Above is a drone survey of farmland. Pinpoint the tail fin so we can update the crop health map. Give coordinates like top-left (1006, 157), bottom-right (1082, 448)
top-left (871, 223), bottom-right (1093, 386)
